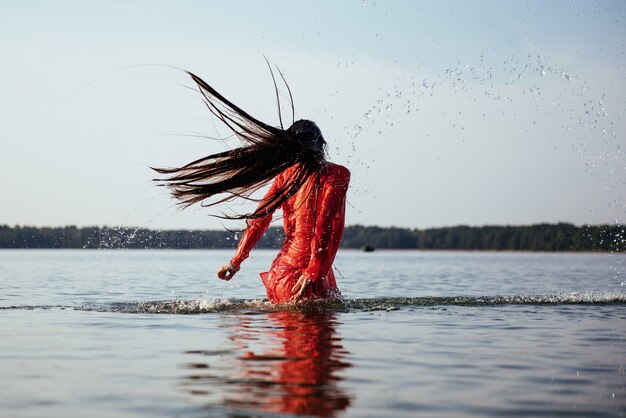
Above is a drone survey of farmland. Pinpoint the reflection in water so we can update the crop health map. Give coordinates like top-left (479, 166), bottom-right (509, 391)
top-left (180, 310), bottom-right (353, 417)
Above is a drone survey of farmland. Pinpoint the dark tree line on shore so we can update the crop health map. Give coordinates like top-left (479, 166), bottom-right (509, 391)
top-left (0, 223), bottom-right (623, 252)
top-left (341, 224), bottom-right (624, 252)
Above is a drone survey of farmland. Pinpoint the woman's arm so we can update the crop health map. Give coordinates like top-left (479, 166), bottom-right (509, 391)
top-left (217, 176), bottom-right (282, 280)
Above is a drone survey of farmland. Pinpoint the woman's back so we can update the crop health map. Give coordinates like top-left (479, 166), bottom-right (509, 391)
top-left (232, 162), bottom-right (350, 303)
top-left (280, 163), bottom-right (350, 261)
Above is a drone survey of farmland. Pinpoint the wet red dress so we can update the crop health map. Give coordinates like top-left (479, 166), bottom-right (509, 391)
top-left (230, 163), bottom-right (350, 304)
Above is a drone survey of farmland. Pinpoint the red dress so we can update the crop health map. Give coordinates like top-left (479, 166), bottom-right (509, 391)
top-left (230, 163), bottom-right (350, 304)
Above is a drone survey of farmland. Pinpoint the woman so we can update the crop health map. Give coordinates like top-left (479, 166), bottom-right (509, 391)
top-left (154, 71), bottom-right (350, 304)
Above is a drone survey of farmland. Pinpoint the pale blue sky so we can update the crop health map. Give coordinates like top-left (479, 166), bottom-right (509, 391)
top-left (1, 0), bottom-right (624, 230)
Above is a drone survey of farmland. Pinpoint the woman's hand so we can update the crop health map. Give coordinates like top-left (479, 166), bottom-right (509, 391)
top-left (290, 275), bottom-right (312, 303)
top-left (217, 264), bottom-right (238, 281)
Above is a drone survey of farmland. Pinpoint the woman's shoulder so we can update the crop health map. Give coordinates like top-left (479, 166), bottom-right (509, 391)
top-left (276, 164), bottom-right (298, 181)
top-left (325, 162), bottom-right (350, 176)
top-left (323, 162), bottom-right (350, 185)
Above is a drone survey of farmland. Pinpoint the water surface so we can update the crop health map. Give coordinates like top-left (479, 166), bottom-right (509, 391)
top-left (1, 250), bottom-right (625, 417)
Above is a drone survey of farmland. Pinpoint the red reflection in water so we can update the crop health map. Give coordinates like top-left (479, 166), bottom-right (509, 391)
top-left (182, 310), bottom-right (353, 417)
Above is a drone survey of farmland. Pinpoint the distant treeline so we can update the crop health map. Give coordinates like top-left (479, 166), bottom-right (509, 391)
top-left (0, 223), bottom-right (623, 252)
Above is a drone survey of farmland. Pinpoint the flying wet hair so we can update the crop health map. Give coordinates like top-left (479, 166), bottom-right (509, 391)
top-left (152, 70), bottom-right (328, 221)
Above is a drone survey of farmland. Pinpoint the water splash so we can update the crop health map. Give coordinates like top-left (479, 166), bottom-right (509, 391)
top-left (3, 293), bottom-right (625, 314)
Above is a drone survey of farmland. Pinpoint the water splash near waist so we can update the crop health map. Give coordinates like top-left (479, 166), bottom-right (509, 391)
top-left (3, 292), bottom-right (625, 314)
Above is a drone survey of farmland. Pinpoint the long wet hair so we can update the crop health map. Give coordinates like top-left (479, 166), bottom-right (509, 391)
top-left (152, 70), bottom-right (327, 221)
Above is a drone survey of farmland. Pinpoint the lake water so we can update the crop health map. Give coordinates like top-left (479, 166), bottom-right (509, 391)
top-left (1, 249), bottom-right (625, 417)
